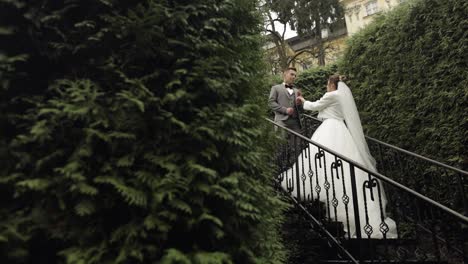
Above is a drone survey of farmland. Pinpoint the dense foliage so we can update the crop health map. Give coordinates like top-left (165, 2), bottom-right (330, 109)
top-left (339, 0), bottom-right (467, 169)
top-left (295, 64), bottom-right (337, 100)
top-left (0, 0), bottom-right (286, 263)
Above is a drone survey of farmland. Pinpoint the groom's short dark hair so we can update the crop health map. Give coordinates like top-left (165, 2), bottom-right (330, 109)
top-left (283, 67), bottom-right (297, 72)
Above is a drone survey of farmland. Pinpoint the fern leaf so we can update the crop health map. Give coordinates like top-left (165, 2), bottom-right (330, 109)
top-left (198, 213), bottom-right (223, 228)
top-left (169, 199), bottom-right (192, 214)
top-left (94, 176), bottom-right (147, 207)
top-left (117, 91), bottom-right (145, 112)
top-left (209, 185), bottom-right (233, 201)
top-left (70, 182), bottom-right (98, 196)
top-left (188, 162), bottom-right (217, 179)
top-left (16, 179), bottom-right (50, 191)
top-left (192, 251), bottom-right (232, 264)
top-left (160, 248), bottom-right (191, 264)
top-left (75, 200), bottom-right (95, 216)
top-left (109, 131), bottom-right (136, 140)
top-left (135, 170), bottom-right (157, 186)
top-left (116, 155), bottom-right (134, 167)
top-left (30, 120), bottom-right (51, 141)
top-left (0, 173), bottom-right (23, 184)
top-left (85, 128), bottom-right (111, 142)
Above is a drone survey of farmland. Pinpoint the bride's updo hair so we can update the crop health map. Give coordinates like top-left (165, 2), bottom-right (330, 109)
top-left (328, 74), bottom-right (341, 90)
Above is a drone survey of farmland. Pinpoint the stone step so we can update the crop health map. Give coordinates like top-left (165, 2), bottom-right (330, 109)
top-left (343, 237), bottom-right (417, 246)
top-left (319, 260), bottom-right (445, 264)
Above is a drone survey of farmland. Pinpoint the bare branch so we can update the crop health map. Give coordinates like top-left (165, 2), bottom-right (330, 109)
top-left (281, 23), bottom-right (287, 39)
top-left (267, 12), bottom-right (276, 33)
top-left (287, 49), bottom-right (316, 64)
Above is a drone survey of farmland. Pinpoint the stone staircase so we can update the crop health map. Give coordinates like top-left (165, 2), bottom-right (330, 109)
top-left (281, 198), bottom-right (451, 264)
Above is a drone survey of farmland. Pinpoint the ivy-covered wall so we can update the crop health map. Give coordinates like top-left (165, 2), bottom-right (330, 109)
top-left (0, 1), bottom-right (286, 263)
top-left (339, 0), bottom-right (467, 169)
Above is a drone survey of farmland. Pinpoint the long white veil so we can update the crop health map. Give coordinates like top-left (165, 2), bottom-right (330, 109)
top-left (337, 81), bottom-right (377, 171)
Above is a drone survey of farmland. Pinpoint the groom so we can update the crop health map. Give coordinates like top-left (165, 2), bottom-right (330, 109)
top-left (268, 67), bottom-right (304, 166)
top-left (268, 67), bottom-right (303, 136)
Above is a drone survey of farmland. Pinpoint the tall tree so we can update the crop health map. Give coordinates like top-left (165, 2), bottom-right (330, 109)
top-left (261, 0), bottom-right (295, 71)
top-left (263, 0), bottom-right (345, 68)
top-left (293, 0), bottom-right (344, 66)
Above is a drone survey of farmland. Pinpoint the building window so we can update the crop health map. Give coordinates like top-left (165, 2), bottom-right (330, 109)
top-left (365, 1), bottom-right (379, 16)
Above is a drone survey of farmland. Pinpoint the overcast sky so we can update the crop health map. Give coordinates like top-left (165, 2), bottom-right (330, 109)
top-left (275, 21), bottom-right (297, 39)
top-left (266, 12), bottom-right (298, 39)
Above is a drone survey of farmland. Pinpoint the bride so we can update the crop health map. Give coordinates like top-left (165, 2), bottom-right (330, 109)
top-left (281, 75), bottom-right (397, 239)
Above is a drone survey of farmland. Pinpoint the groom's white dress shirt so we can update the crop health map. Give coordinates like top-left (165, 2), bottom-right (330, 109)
top-left (283, 82), bottom-right (294, 95)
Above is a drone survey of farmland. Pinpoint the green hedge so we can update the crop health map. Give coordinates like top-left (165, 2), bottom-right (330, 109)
top-left (295, 64), bottom-right (338, 100)
top-left (339, 0), bottom-right (467, 169)
top-left (0, 1), bottom-right (286, 263)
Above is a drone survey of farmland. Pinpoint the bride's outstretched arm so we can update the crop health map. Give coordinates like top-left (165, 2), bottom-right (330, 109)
top-left (302, 92), bottom-right (337, 111)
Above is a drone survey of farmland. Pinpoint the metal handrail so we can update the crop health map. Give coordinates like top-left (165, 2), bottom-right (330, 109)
top-left (288, 194), bottom-right (360, 263)
top-left (266, 117), bottom-right (468, 224)
top-left (302, 113), bottom-right (468, 176)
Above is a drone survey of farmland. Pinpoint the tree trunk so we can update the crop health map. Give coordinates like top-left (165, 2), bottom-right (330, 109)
top-left (317, 41), bottom-right (326, 66)
top-left (272, 36), bottom-right (289, 70)
top-left (315, 16), bottom-right (326, 66)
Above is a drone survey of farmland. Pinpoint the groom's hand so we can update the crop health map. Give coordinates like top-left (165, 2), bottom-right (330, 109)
top-left (286, 107), bottom-right (294, 115)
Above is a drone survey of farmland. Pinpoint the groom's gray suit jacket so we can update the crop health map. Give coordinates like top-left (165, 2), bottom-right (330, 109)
top-left (268, 83), bottom-right (302, 128)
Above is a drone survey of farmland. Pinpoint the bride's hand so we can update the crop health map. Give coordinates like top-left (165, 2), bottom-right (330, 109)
top-left (296, 96), bottom-right (305, 104)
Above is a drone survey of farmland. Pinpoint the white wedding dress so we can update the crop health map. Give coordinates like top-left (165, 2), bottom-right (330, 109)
top-left (280, 82), bottom-right (397, 239)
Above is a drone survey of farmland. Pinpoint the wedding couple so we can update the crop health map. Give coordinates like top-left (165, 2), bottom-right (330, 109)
top-left (268, 67), bottom-right (397, 239)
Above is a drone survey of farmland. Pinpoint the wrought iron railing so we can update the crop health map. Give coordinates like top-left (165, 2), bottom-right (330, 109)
top-left (302, 114), bottom-right (468, 216)
top-left (268, 116), bottom-right (468, 263)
